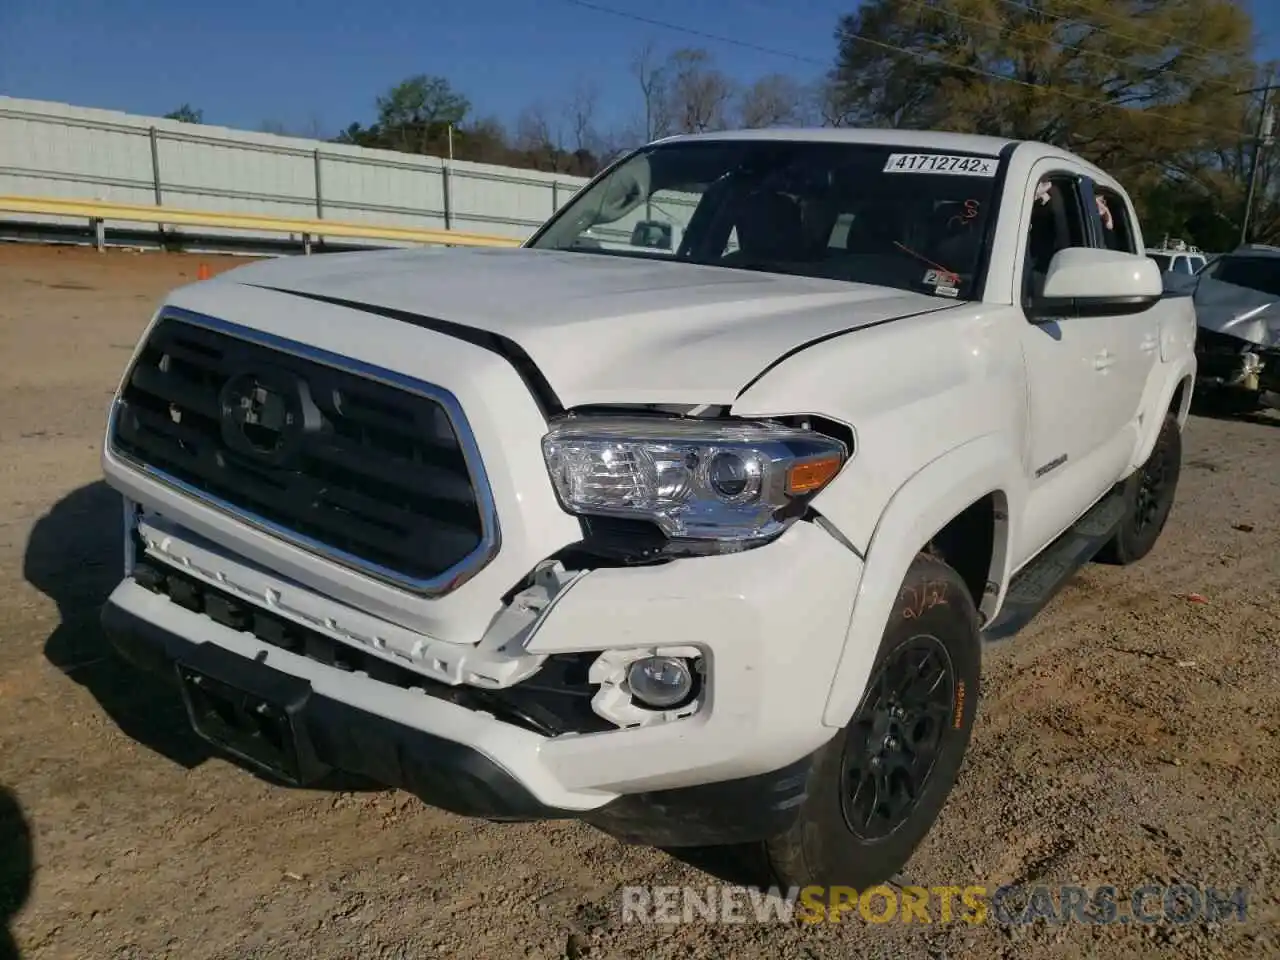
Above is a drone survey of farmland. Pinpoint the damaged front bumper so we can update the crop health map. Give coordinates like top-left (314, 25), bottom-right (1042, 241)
top-left (101, 588), bottom-right (816, 845)
top-left (1192, 271), bottom-right (1280, 405)
top-left (100, 498), bottom-right (863, 845)
top-left (1195, 327), bottom-right (1280, 403)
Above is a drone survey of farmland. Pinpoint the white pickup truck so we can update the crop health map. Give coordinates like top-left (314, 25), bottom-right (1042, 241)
top-left (99, 129), bottom-right (1197, 890)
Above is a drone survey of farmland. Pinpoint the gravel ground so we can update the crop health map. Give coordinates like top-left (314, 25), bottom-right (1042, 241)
top-left (0, 243), bottom-right (1277, 960)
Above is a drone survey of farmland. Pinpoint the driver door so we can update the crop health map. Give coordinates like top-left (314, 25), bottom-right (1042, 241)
top-left (1012, 165), bottom-right (1134, 567)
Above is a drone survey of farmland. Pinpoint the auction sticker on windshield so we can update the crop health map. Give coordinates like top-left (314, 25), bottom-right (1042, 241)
top-left (883, 154), bottom-right (998, 177)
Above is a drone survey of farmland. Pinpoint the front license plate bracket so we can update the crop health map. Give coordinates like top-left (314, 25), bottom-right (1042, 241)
top-left (175, 644), bottom-right (330, 785)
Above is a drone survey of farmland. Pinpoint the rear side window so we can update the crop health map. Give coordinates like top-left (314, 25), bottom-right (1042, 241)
top-left (1208, 255), bottom-right (1280, 296)
top-left (1148, 253), bottom-right (1171, 271)
top-left (1093, 186), bottom-right (1137, 254)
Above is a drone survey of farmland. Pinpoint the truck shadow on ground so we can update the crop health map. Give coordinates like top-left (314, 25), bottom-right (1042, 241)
top-left (0, 787), bottom-right (32, 960)
top-left (28, 481), bottom-right (213, 770)
top-left (26, 481), bottom-right (373, 792)
top-left (658, 842), bottom-right (777, 887)
top-left (1189, 392), bottom-right (1280, 427)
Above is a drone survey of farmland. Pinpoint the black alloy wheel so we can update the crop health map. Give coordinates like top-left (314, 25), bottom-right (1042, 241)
top-left (840, 635), bottom-right (955, 841)
top-left (1098, 413), bottom-right (1183, 566)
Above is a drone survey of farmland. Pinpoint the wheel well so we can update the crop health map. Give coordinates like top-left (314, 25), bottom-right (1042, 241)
top-left (924, 492), bottom-right (1004, 619)
top-left (1169, 376), bottom-right (1191, 424)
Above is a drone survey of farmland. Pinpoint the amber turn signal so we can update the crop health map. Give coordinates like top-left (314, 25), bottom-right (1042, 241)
top-left (785, 455), bottom-right (843, 495)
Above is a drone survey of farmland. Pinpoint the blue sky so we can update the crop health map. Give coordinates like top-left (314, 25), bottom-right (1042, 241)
top-left (1, 0), bottom-right (1277, 140)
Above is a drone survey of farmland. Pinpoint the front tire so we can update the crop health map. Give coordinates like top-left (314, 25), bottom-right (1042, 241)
top-left (1097, 413), bottom-right (1182, 566)
top-left (763, 553), bottom-right (981, 890)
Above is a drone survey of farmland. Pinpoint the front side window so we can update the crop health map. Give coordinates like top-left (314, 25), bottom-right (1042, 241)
top-left (1148, 253), bottom-right (1172, 271)
top-left (1022, 174), bottom-right (1088, 302)
top-left (528, 140), bottom-right (1005, 301)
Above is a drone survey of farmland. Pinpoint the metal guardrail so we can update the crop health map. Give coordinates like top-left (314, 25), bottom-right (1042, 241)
top-left (0, 194), bottom-right (523, 252)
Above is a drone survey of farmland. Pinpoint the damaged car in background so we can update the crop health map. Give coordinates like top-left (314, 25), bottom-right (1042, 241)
top-left (1191, 243), bottom-right (1280, 411)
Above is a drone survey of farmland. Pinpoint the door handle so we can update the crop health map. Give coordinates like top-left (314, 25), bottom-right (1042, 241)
top-left (1093, 349), bottom-right (1115, 371)
top-left (1140, 335), bottom-right (1159, 354)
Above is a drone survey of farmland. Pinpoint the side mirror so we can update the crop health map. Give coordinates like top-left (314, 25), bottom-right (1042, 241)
top-left (1027, 247), bottom-right (1163, 321)
top-left (630, 219), bottom-right (673, 250)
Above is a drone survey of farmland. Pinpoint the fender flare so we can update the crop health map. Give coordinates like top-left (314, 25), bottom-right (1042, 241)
top-left (821, 433), bottom-right (1024, 728)
top-left (1129, 358), bottom-right (1196, 472)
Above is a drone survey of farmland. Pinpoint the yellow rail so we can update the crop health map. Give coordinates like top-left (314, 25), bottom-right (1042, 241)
top-left (0, 195), bottom-right (523, 249)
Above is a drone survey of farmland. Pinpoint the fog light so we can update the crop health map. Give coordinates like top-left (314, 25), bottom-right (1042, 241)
top-left (626, 656), bottom-right (695, 709)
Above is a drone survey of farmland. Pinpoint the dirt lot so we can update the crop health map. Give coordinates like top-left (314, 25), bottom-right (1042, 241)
top-left (0, 242), bottom-right (1278, 960)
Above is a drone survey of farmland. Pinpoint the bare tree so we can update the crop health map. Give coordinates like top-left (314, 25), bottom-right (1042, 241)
top-left (814, 77), bottom-right (851, 128)
top-left (738, 74), bottom-right (806, 128)
top-left (515, 103), bottom-right (557, 150)
top-left (564, 79), bottom-right (600, 154)
top-left (258, 116), bottom-right (330, 140)
top-left (631, 41), bottom-right (671, 141)
top-left (515, 103), bottom-right (566, 171)
top-left (665, 48), bottom-right (735, 134)
top-left (302, 113), bottom-right (327, 140)
top-left (593, 123), bottom-right (644, 162)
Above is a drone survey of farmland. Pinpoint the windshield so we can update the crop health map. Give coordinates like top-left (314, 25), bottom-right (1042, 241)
top-left (1206, 254), bottom-right (1280, 297)
top-left (528, 139), bottom-right (1004, 301)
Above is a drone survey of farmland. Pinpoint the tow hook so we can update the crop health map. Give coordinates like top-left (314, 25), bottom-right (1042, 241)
top-left (1239, 351), bottom-right (1263, 391)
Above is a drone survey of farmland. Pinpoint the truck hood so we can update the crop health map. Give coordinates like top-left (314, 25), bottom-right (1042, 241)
top-left (1193, 275), bottom-right (1280, 348)
top-left (216, 246), bottom-right (957, 408)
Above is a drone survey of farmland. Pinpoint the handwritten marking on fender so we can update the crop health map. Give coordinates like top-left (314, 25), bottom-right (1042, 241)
top-left (954, 679), bottom-right (966, 730)
top-left (883, 153), bottom-right (998, 177)
top-left (900, 579), bottom-right (950, 619)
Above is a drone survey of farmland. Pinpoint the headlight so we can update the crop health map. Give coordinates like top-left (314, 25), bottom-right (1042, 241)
top-left (541, 416), bottom-right (848, 543)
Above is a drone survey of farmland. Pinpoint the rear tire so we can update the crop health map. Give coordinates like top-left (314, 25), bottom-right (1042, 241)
top-left (1097, 414), bottom-right (1182, 566)
top-left (763, 553), bottom-right (981, 890)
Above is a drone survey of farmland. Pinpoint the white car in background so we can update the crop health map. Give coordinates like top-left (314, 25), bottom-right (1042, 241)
top-left (1146, 241), bottom-right (1207, 278)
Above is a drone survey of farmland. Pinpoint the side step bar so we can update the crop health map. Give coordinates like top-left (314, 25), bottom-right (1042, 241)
top-left (981, 488), bottom-right (1128, 642)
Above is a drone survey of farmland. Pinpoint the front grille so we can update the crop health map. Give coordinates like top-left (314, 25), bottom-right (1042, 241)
top-left (110, 310), bottom-right (497, 592)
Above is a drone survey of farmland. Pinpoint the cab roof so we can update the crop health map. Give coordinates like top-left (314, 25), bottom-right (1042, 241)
top-left (657, 127), bottom-right (1017, 157)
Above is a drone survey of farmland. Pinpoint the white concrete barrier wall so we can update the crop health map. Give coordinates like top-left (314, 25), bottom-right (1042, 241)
top-left (0, 96), bottom-right (596, 244)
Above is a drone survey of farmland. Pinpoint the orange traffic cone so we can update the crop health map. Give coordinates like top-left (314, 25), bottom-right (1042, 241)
top-left (197, 263), bottom-right (211, 281)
